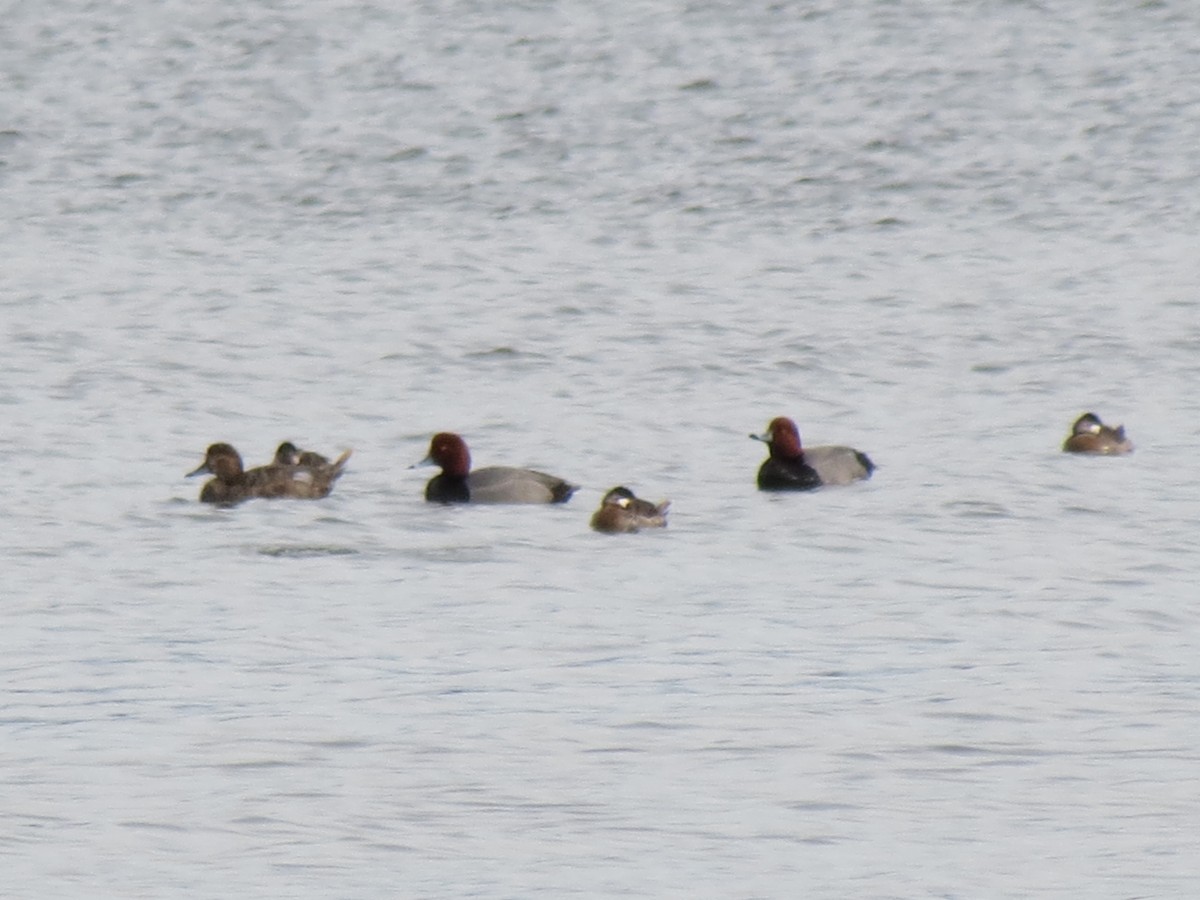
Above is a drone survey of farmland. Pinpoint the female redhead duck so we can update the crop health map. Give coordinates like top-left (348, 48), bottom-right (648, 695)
top-left (415, 432), bottom-right (577, 504)
top-left (750, 416), bottom-right (875, 490)
top-left (1062, 412), bottom-right (1134, 455)
top-left (188, 442), bottom-right (351, 504)
top-left (590, 486), bottom-right (670, 533)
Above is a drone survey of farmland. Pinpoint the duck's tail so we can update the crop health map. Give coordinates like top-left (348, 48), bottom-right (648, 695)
top-left (855, 450), bottom-right (876, 476)
top-left (552, 480), bottom-right (579, 504)
top-left (330, 449), bottom-right (353, 479)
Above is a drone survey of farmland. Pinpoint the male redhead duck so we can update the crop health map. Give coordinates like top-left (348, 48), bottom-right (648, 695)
top-left (590, 486), bottom-right (670, 533)
top-left (415, 432), bottom-right (577, 504)
top-left (188, 442), bottom-right (351, 504)
top-left (750, 416), bottom-right (875, 490)
top-left (273, 441), bottom-right (332, 468)
top-left (1062, 412), bottom-right (1133, 455)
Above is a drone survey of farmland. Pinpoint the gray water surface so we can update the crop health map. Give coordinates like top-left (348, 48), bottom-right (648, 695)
top-left (3, 1), bottom-right (1199, 897)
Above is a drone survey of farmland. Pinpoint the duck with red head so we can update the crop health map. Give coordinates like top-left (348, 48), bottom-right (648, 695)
top-left (414, 432), bottom-right (577, 504)
top-left (750, 416), bottom-right (874, 490)
top-left (188, 442), bottom-right (351, 504)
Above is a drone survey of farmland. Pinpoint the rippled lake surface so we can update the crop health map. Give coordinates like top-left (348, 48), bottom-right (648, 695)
top-left (4, 1), bottom-right (1200, 896)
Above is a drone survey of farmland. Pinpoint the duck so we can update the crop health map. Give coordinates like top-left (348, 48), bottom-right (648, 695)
top-left (414, 432), bottom-right (577, 504)
top-left (590, 486), bottom-right (670, 533)
top-left (273, 441), bottom-right (332, 468)
top-left (188, 442), bottom-right (351, 504)
top-left (750, 416), bottom-right (874, 490)
top-left (1062, 412), bottom-right (1133, 455)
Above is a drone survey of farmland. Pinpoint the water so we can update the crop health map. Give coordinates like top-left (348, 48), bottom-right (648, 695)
top-left (3, 1), bottom-right (1200, 896)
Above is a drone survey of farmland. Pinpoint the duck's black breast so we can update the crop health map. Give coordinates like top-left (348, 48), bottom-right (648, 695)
top-left (425, 473), bottom-right (471, 503)
top-left (757, 457), bottom-right (822, 491)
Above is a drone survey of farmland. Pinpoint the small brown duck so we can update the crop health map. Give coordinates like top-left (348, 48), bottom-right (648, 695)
top-left (590, 486), bottom-right (670, 533)
top-left (273, 441), bottom-right (332, 468)
top-left (188, 443), bottom-right (352, 504)
top-left (1062, 412), bottom-right (1133, 455)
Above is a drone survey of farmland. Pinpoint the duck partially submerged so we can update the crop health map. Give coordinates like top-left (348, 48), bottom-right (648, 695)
top-left (1062, 412), bottom-right (1133, 455)
top-left (188, 443), bottom-right (351, 504)
top-left (415, 432), bottom-right (577, 504)
top-left (273, 441), bottom-right (332, 468)
top-left (750, 417), bottom-right (874, 490)
top-left (590, 486), bottom-right (670, 533)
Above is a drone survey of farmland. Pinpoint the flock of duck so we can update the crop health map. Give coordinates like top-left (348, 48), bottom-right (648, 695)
top-left (186, 411), bottom-right (1133, 533)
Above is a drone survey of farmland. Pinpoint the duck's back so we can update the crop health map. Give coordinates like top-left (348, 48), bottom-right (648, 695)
top-left (468, 466), bottom-right (577, 504)
top-left (297, 450), bottom-right (332, 467)
top-left (295, 449), bottom-right (352, 496)
top-left (212, 451), bottom-right (350, 503)
top-left (242, 466), bottom-right (331, 500)
top-left (804, 445), bottom-right (875, 485)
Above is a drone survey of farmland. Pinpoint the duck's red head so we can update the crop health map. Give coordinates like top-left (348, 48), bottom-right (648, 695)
top-left (425, 432), bottom-right (471, 477)
top-left (750, 416), bottom-right (803, 459)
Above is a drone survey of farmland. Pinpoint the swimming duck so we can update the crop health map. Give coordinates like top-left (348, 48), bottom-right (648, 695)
top-left (590, 486), bottom-right (670, 533)
top-left (1062, 412), bottom-right (1133, 455)
top-left (750, 417), bottom-right (874, 490)
top-left (188, 442), bottom-right (351, 504)
top-left (415, 432), bottom-right (577, 504)
top-left (273, 441), bottom-right (332, 468)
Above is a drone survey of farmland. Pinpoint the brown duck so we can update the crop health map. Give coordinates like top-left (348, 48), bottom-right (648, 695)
top-left (188, 442), bottom-right (351, 504)
top-left (590, 486), bottom-right (670, 533)
top-left (1062, 413), bottom-right (1133, 455)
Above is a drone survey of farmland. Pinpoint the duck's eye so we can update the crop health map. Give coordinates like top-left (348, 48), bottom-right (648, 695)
top-left (616, 497), bottom-right (631, 508)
